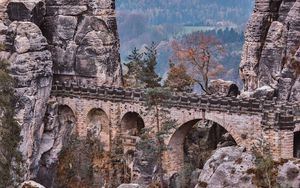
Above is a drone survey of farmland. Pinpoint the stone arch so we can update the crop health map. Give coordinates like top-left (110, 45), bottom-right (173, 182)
top-left (57, 105), bottom-right (76, 139)
top-left (86, 108), bottom-right (110, 150)
top-left (294, 131), bottom-right (300, 158)
top-left (121, 112), bottom-right (145, 136)
top-left (166, 118), bottom-right (238, 174)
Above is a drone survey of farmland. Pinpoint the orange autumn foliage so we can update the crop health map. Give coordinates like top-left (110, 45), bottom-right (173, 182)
top-left (165, 63), bottom-right (195, 92)
top-left (171, 33), bottom-right (225, 93)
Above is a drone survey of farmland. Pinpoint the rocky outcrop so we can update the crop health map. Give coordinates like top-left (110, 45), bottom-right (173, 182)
top-left (0, 0), bottom-right (122, 184)
top-left (118, 184), bottom-right (142, 188)
top-left (240, 0), bottom-right (300, 101)
top-left (208, 79), bottom-right (240, 97)
top-left (21, 180), bottom-right (45, 188)
top-left (0, 19), bottom-right (53, 181)
top-left (195, 146), bottom-right (300, 188)
top-left (43, 0), bottom-right (122, 86)
top-left (7, 0), bottom-right (46, 26)
top-left (195, 147), bottom-right (255, 188)
top-left (277, 160), bottom-right (300, 188)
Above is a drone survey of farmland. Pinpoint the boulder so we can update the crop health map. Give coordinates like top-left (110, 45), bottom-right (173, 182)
top-left (117, 184), bottom-right (142, 188)
top-left (21, 180), bottom-right (45, 188)
top-left (195, 147), bottom-right (255, 188)
top-left (239, 85), bottom-right (275, 100)
top-left (208, 79), bottom-right (240, 97)
top-left (277, 160), bottom-right (300, 188)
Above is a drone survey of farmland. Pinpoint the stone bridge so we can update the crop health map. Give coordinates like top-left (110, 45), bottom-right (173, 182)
top-left (51, 81), bottom-right (300, 175)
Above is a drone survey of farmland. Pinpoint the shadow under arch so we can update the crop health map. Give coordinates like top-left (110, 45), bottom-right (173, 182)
top-left (294, 131), bottom-right (300, 158)
top-left (86, 108), bottom-right (110, 150)
top-left (166, 118), bottom-right (237, 174)
top-left (121, 112), bottom-right (145, 136)
top-left (57, 105), bottom-right (76, 139)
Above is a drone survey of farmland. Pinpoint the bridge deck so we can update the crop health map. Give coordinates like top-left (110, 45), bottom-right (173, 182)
top-left (51, 81), bottom-right (299, 130)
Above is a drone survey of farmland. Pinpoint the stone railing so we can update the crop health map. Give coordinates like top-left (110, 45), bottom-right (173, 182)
top-left (51, 81), bottom-right (300, 129)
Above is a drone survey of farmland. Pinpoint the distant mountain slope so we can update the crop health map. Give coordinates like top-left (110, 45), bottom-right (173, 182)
top-left (116, 0), bottom-right (254, 25)
top-left (116, 0), bottom-right (254, 84)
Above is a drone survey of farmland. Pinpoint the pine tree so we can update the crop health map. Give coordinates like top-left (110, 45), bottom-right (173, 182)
top-left (124, 48), bottom-right (144, 88)
top-left (141, 42), bottom-right (162, 88)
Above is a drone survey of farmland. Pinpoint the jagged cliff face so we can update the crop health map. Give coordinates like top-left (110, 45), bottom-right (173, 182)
top-left (0, 19), bottom-right (53, 181)
top-left (240, 0), bottom-right (300, 101)
top-left (0, 0), bottom-right (122, 184)
top-left (43, 0), bottom-right (122, 86)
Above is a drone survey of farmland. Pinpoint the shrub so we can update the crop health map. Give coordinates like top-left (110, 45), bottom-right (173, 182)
top-left (250, 138), bottom-right (279, 188)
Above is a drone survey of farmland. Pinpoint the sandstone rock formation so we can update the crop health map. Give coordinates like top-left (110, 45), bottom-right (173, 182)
top-left (195, 147), bottom-right (255, 188)
top-left (195, 146), bottom-right (300, 188)
top-left (118, 184), bottom-right (143, 188)
top-left (208, 79), bottom-right (240, 97)
top-left (0, 19), bottom-right (53, 181)
top-left (240, 0), bottom-right (300, 101)
top-left (0, 0), bottom-right (122, 184)
top-left (43, 0), bottom-right (122, 86)
top-left (21, 180), bottom-right (45, 188)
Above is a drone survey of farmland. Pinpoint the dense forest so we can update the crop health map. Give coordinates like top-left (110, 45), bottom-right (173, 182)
top-left (116, 0), bottom-right (254, 84)
top-left (117, 0), bottom-right (254, 25)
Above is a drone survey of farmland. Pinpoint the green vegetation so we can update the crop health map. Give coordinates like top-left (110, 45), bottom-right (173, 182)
top-left (136, 87), bottom-right (176, 187)
top-left (124, 42), bottom-right (161, 88)
top-left (117, 0), bottom-right (253, 84)
top-left (164, 62), bottom-right (194, 92)
top-left (56, 135), bottom-right (104, 188)
top-left (117, 0), bottom-right (253, 25)
top-left (0, 57), bottom-right (22, 187)
top-left (124, 47), bottom-right (144, 88)
top-left (249, 139), bottom-right (279, 188)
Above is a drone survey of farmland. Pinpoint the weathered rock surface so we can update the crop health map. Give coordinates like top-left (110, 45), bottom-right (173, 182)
top-left (195, 146), bottom-right (300, 188)
top-left (7, 0), bottom-right (46, 26)
top-left (208, 79), bottom-right (240, 97)
top-left (43, 0), bottom-right (122, 86)
top-left (0, 0), bottom-right (122, 184)
top-left (21, 180), bottom-right (45, 188)
top-left (118, 184), bottom-right (143, 188)
top-left (195, 147), bottom-right (255, 188)
top-left (240, 0), bottom-right (300, 101)
top-left (0, 20), bottom-right (53, 180)
top-left (277, 160), bottom-right (300, 188)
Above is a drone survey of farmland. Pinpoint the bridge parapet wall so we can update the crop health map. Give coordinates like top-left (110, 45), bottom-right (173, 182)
top-left (51, 81), bottom-right (299, 130)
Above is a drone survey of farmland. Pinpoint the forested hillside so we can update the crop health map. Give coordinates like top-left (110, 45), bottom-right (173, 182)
top-left (117, 0), bottom-right (253, 25)
top-left (116, 0), bottom-right (254, 84)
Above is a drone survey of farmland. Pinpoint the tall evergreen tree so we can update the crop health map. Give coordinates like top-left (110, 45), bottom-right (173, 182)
top-left (124, 48), bottom-right (144, 88)
top-left (141, 42), bottom-right (162, 88)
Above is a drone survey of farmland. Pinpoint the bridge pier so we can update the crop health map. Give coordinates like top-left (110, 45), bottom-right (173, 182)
top-left (264, 129), bottom-right (294, 160)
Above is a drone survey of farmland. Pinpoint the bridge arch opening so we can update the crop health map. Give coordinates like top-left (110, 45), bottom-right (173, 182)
top-left (87, 108), bottom-right (110, 149)
top-left (167, 119), bottom-right (236, 187)
top-left (121, 112), bottom-right (145, 136)
top-left (294, 131), bottom-right (300, 158)
top-left (57, 105), bottom-right (77, 139)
